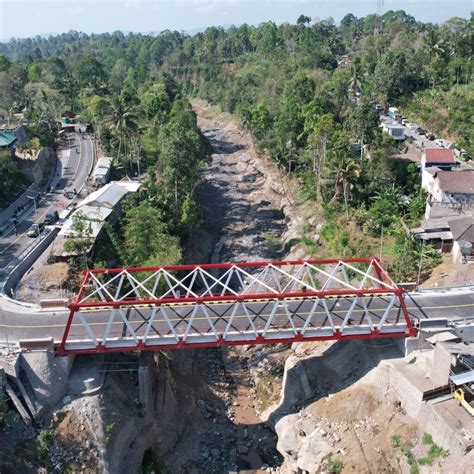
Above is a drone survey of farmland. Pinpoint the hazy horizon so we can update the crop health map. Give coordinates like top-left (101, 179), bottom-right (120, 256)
top-left (0, 0), bottom-right (472, 41)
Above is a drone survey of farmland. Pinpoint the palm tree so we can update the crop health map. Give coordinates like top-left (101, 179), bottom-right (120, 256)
top-left (324, 150), bottom-right (361, 220)
top-left (348, 63), bottom-right (363, 98)
top-left (423, 29), bottom-right (446, 60)
top-left (106, 96), bottom-right (138, 164)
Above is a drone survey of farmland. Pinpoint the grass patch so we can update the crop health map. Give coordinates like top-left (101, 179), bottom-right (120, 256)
top-left (37, 428), bottom-right (54, 460)
top-left (422, 432), bottom-right (433, 445)
top-left (391, 434), bottom-right (402, 448)
top-left (418, 441), bottom-right (449, 466)
top-left (326, 457), bottom-right (344, 473)
top-left (392, 432), bottom-right (448, 472)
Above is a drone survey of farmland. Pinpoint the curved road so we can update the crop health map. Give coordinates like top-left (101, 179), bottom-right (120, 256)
top-left (0, 132), bottom-right (94, 270)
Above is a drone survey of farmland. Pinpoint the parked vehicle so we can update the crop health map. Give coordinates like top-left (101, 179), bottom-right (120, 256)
top-left (401, 118), bottom-right (409, 125)
top-left (27, 222), bottom-right (45, 238)
top-left (43, 210), bottom-right (59, 225)
top-left (408, 123), bottom-right (420, 131)
top-left (63, 190), bottom-right (74, 199)
top-left (435, 138), bottom-right (446, 147)
top-left (418, 128), bottom-right (427, 136)
top-left (454, 148), bottom-right (471, 161)
top-left (388, 107), bottom-right (400, 120)
top-left (426, 133), bottom-right (435, 141)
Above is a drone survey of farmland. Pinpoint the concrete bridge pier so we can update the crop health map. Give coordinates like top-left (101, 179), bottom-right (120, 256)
top-left (139, 351), bottom-right (157, 414)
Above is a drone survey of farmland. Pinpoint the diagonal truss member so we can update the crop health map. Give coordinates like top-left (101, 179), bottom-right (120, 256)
top-left (57, 258), bottom-right (415, 355)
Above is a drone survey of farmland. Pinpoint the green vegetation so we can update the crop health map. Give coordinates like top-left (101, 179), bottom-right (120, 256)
top-left (403, 84), bottom-right (474, 155)
top-left (391, 434), bottom-right (402, 448)
top-left (392, 432), bottom-right (448, 472)
top-left (104, 421), bottom-right (116, 447)
top-left (0, 150), bottom-right (26, 209)
top-left (0, 12), bottom-right (471, 276)
top-left (37, 428), bottom-right (54, 460)
top-left (326, 457), bottom-right (344, 473)
top-left (418, 432), bottom-right (449, 466)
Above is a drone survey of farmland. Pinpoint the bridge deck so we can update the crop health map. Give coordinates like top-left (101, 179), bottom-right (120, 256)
top-left (58, 259), bottom-right (414, 354)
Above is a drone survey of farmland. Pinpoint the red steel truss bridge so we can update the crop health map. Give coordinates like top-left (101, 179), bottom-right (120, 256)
top-left (58, 258), bottom-right (415, 355)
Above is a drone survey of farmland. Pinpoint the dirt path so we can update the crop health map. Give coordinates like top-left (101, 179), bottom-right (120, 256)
top-left (185, 99), bottom-right (289, 471)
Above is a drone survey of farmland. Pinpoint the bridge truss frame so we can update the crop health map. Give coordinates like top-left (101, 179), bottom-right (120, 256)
top-left (57, 258), bottom-right (415, 355)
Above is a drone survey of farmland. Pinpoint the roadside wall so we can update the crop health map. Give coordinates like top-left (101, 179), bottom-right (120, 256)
top-left (20, 147), bottom-right (57, 187)
top-left (2, 227), bottom-right (59, 298)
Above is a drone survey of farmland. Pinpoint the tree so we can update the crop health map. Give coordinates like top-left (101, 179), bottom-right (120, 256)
top-left (306, 113), bottom-right (340, 199)
top-left (249, 103), bottom-right (271, 140)
top-left (297, 15), bottom-right (311, 27)
top-left (105, 95), bottom-right (138, 164)
top-left (74, 54), bottom-right (106, 90)
top-left (422, 28), bottom-right (446, 61)
top-left (0, 150), bottom-right (24, 208)
top-left (346, 100), bottom-right (381, 145)
top-left (0, 54), bottom-right (11, 72)
top-left (373, 49), bottom-right (414, 104)
top-left (124, 202), bottom-right (182, 266)
top-left (389, 236), bottom-right (442, 282)
top-left (64, 211), bottom-right (95, 266)
top-left (324, 150), bottom-right (361, 219)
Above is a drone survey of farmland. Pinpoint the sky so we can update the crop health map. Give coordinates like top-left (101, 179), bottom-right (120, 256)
top-left (0, 0), bottom-right (472, 40)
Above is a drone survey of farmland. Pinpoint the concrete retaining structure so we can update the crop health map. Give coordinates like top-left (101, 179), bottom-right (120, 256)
top-left (1, 226), bottom-right (59, 299)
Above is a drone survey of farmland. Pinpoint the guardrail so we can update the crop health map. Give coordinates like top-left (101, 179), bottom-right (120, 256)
top-left (0, 228), bottom-right (53, 280)
top-left (416, 284), bottom-right (474, 293)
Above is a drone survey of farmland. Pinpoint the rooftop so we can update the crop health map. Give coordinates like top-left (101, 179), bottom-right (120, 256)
top-left (95, 156), bottom-right (113, 169)
top-left (0, 130), bottom-right (17, 147)
top-left (425, 148), bottom-right (456, 164)
top-left (78, 181), bottom-right (140, 209)
top-left (448, 216), bottom-right (474, 242)
top-left (435, 170), bottom-right (474, 195)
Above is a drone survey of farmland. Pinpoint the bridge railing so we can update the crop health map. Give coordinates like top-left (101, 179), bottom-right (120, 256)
top-left (57, 258), bottom-right (415, 355)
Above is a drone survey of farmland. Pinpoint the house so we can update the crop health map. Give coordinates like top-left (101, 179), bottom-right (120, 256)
top-left (421, 148), bottom-right (456, 190)
top-left (382, 123), bottom-right (405, 141)
top-left (448, 216), bottom-right (474, 263)
top-left (424, 170), bottom-right (474, 219)
top-left (51, 181), bottom-right (140, 261)
top-left (92, 156), bottom-right (113, 185)
top-left (412, 217), bottom-right (453, 253)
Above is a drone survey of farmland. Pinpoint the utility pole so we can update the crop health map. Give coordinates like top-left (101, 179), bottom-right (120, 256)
top-left (379, 225), bottom-right (384, 260)
top-left (416, 239), bottom-right (425, 289)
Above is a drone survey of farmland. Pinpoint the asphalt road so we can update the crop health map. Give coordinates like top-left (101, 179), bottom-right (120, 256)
top-left (0, 133), bottom-right (94, 269)
top-left (0, 290), bottom-right (473, 351)
top-left (380, 115), bottom-right (441, 150)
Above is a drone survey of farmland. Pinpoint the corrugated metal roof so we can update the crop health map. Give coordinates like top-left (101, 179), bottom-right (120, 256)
top-left (58, 205), bottom-right (113, 238)
top-left (0, 131), bottom-right (17, 147)
top-left (416, 231), bottom-right (453, 241)
top-left (95, 156), bottom-right (113, 169)
top-left (78, 182), bottom-right (129, 209)
top-left (450, 370), bottom-right (474, 386)
top-left (426, 331), bottom-right (459, 344)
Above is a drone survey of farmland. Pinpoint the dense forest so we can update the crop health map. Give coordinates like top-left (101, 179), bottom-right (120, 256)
top-left (0, 10), bottom-right (472, 278)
